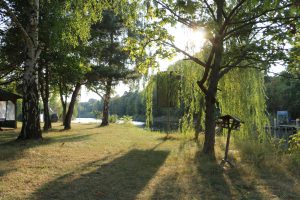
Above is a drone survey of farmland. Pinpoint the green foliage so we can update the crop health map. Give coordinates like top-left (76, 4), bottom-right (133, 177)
top-left (109, 114), bottom-right (119, 123)
top-left (49, 92), bottom-right (63, 117)
top-left (265, 72), bottom-right (300, 119)
top-left (86, 10), bottom-right (134, 79)
top-left (78, 99), bottom-right (101, 118)
top-left (168, 58), bottom-right (205, 133)
top-left (93, 111), bottom-right (102, 120)
top-left (145, 77), bottom-right (154, 128)
top-left (156, 71), bottom-right (181, 108)
top-left (110, 91), bottom-right (146, 121)
top-left (218, 68), bottom-right (269, 139)
top-left (121, 115), bottom-right (133, 123)
top-left (289, 132), bottom-right (300, 152)
top-left (145, 60), bottom-right (268, 138)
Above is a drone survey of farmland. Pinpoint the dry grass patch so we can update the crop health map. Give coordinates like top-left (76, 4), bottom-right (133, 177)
top-left (0, 123), bottom-right (299, 200)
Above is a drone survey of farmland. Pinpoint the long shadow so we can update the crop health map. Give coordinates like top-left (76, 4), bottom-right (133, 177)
top-left (253, 165), bottom-right (300, 199)
top-left (0, 168), bottom-right (16, 177)
top-left (196, 149), bottom-right (265, 200)
top-left (195, 151), bottom-right (233, 200)
top-left (150, 173), bottom-right (183, 199)
top-left (0, 131), bottom-right (99, 163)
top-left (30, 149), bottom-right (169, 200)
top-left (234, 141), bottom-right (300, 199)
top-left (226, 166), bottom-right (264, 199)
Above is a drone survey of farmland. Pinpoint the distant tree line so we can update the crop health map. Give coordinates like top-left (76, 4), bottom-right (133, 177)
top-left (77, 91), bottom-right (146, 121)
top-left (265, 72), bottom-right (300, 120)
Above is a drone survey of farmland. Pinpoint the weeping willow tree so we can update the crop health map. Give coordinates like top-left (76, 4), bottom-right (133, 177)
top-left (168, 59), bottom-right (205, 138)
top-left (218, 68), bottom-right (269, 139)
top-left (145, 57), bottom-right (205, 134)
top-left (145, 76), bottom-right (155, 128)
top-left (145, 59), bottom-right (269, 140)
top-left (145, 71), bottom-right (181, 130)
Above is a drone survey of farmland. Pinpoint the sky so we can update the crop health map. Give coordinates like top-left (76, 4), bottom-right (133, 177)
top-left (80, 25), bottom-right (205, 102)
top-left (80, 25), bottom-right (286, 102)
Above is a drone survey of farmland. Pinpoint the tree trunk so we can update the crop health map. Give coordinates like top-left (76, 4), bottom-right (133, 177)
top-left (203, 92), bottom-right (217, 154)
top-left (64, 82), bottom-right (81, 130)
top-left (43, 64), bottom-right (52, 130)
top-left (61, 99), bottom-right (67, 125)
top-left (39, 64), bottom-right (52, 131)
top-left (59, 81), bottom-right (67, 125)
top-left (202, 50), bottom-right (222, 154)
top-left (202, 0), bottom-right (224, 154)
top-left (42, 98), bottom-right (51, 131)
top-left (18, 0), bottom-right (42, 140)
top-left (101, 79), bottom-right (112, 127)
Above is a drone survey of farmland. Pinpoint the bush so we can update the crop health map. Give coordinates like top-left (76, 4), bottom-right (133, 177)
top-left (289, 132), bottom-right (300, 152)
top-left (121, 115), bottom-right (133, 124)
top-left (109, 115), bottom-right (118, 123)
top-left (93, 111), bottom-right (102, 119)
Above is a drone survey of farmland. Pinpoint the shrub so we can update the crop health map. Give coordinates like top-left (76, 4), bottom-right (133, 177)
top-left (109, 115), bottom-right (118, 123)
top-left (93, 111), bottom-right (102, 119)
top-left (289, 132), bottom-right (300, 152)
top-left (121, 115), bottom-right (133, 124)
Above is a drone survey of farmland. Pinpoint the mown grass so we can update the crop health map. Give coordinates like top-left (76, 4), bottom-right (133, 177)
top-left (0, 123), bottom-right (299, 200)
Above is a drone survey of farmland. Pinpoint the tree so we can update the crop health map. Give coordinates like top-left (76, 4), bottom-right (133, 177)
top-left (265, 72), bottom-right (300, 119)
top-left (0, 0), bottom-right (42, 139)
top-left (145, 57), bottom-right (268, 140)
top-left (0, 0), bottom-right (111, 137)
top-left (50, 48), bottom-right (90, 130)
top-left (86, 10), bottom-right (140, 127)
top-left (145, 0), bottom-right (299, 154)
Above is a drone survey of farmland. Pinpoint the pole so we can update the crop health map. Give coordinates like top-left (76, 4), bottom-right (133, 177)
top-left (221, 122), bottom-right (235, 167)
top-left (224, 128), bottom-right (232, 161)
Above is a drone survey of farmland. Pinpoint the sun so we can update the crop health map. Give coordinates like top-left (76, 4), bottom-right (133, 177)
top-left (189, 28), bottom-right (206, 46)
top-left (172, 25), bottom-right (206, 53)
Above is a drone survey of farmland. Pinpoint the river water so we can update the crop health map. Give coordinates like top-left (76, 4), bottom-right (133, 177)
top-left (72, 118), bottom-right (145, 127)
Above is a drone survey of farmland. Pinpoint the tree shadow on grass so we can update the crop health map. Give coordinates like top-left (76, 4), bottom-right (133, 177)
top-left (30, 149), bottom-right (169, 200)
top-left (0, 168), bottom-right (16, 177)
top-left (233, 140), bottom-right (300, 199)
top-left (195, 149), bottom-right (265, 200)
top-left (195, 151), bottom-right (233, 200)
top-left (1, 132), bottom-right (98, 147)
top-left (0, 132), bottom-right (99, 163)
top-left (252, 165), bottom-right (300, 199)
top-left (150, 172), bottom-right (184, 199)
top-left (150, 143), bottom-right (265, 200)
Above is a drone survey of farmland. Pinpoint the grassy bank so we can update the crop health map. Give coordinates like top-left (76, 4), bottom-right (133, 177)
top-left (0, 123), bottom-right (299, 200)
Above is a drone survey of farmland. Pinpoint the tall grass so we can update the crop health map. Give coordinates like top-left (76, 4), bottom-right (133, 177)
top-left (233, 135), bottom-right (300, 177)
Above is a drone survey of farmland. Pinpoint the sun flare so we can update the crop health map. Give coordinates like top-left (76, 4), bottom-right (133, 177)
top-left (173, 26), bottom-right (206, 53)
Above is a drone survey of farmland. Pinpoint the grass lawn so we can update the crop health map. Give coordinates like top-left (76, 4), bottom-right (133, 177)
top-left (0, 123), bottom-right (299, 200)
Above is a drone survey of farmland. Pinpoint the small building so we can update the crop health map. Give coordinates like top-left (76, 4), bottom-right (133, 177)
top-left (0, 89), bottom-right (22, 129)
